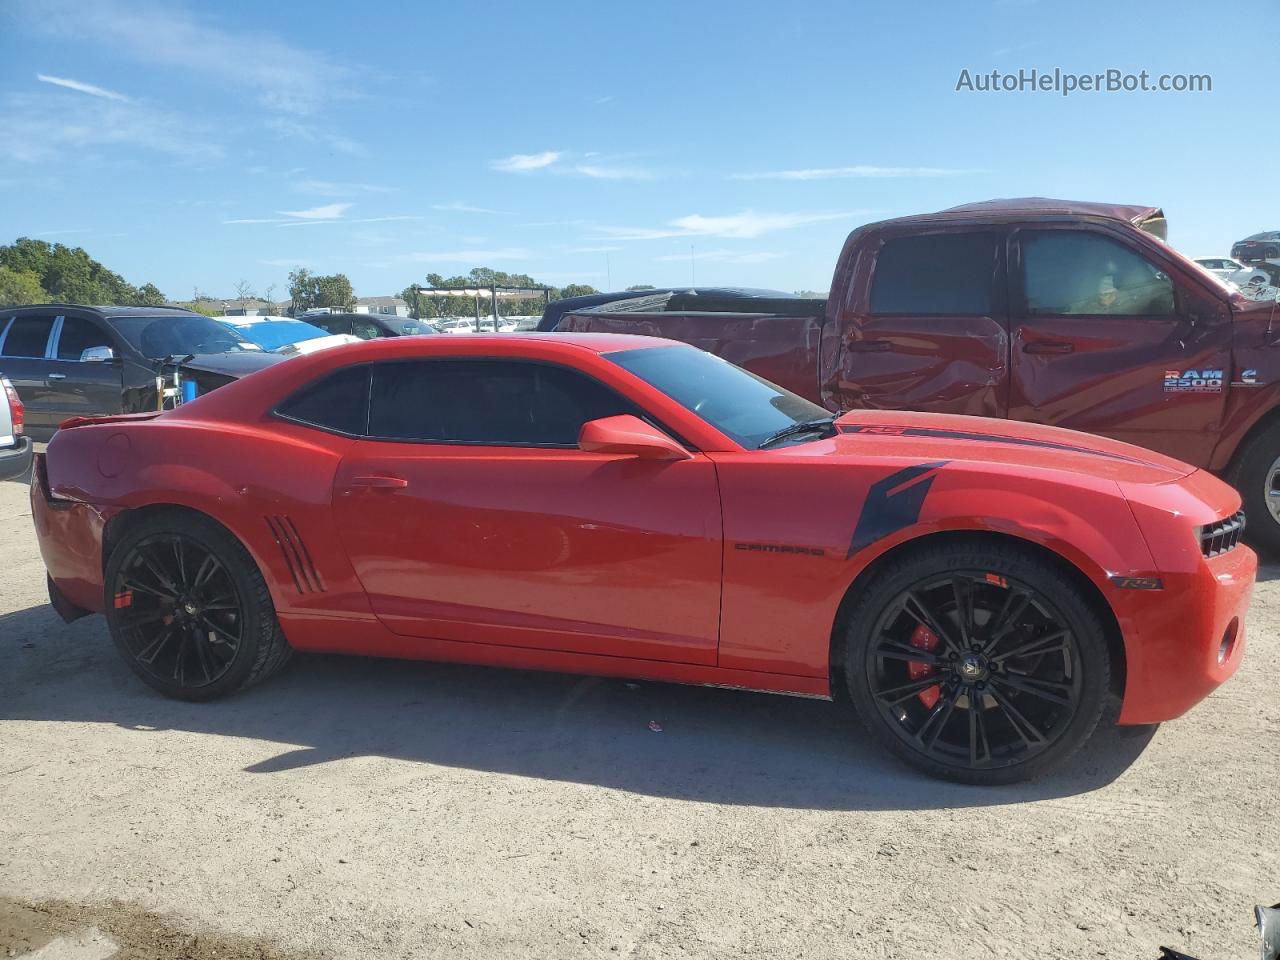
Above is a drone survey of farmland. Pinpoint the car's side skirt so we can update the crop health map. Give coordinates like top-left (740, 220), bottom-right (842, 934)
top-left (280, 612), bottom-right (831, 698)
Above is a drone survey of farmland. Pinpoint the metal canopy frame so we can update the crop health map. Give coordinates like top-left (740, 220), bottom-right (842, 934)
top-left (407, 283), bottom-right (553, 331)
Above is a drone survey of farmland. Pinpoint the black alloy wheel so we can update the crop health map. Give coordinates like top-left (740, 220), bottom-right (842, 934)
top-left (843, 541), bottom-right (1110, 784)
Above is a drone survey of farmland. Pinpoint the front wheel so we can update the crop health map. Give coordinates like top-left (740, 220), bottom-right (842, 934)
top-left (104, 511), bottom-right (292, 701)
top-left (1230, 423), bottom-right (1280, 557)
top-left (841, 540), bottom-right (1111, 784)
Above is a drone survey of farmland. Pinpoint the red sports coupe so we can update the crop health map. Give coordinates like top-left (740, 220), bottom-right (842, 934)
top-left (30, 333), bottom-right (1255, 783)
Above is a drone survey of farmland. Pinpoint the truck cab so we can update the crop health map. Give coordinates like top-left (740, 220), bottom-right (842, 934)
top-left (555, 199), bottom-right (1280, 551)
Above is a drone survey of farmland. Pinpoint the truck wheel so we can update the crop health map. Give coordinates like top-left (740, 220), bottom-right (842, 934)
top-left (104, 511), bottom-right (292, 701)
top-left (840, 540), bottom-right (1110, 785)
top-left (1229, 423), bottom-right (1280, 556)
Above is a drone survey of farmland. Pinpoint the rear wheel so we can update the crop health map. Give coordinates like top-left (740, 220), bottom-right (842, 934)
top-left (104, 512), bottom-right (291, 701)
top-left (841, 540), bottom-right (1110, 784)
top-left (1230, 423), bottom-right (1280, 557)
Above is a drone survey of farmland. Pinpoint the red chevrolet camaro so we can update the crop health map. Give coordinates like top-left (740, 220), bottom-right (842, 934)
top-left (31, 333), bottom-right (1255, 783)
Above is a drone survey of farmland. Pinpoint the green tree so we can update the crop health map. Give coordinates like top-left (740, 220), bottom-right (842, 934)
top-left (0, 237), bottom-right (164, 305)
top-left (558, 283), bottom-right (599, 299)
top-left (0, 266), bottom-right (47, 306)
top-left (290, 268), bottom-right (353, 310)
top-left (625, 284), bottom-right (656, 291)
top-left (136, 283), bottom-right (167, 306)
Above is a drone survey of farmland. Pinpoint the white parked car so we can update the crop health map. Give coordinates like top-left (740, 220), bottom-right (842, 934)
top-left (0, 374), bottom-right (32, 481)
top-left (1193, 257), bottom-right (1269, 287)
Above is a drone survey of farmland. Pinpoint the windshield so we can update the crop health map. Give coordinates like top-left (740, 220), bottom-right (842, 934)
top-left (109, 315), bottom-right (259, 357)
top-left (224, 320), bottom-right (330, 351)
top-left (608, 345), bottom-right (830, 449)
top-left (379, 317), bottom-right (434, 335)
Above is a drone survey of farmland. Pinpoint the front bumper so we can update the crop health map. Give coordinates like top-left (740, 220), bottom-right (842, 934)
top-left (0, 436), bottom-right (32, 482)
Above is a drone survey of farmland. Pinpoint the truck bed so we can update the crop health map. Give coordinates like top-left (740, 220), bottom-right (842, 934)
top-left (556, 292), bottom-right (828, 400)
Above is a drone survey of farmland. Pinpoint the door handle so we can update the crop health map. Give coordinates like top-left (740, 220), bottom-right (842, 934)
top-left (1022, 341), bottom-right (1075, 354)
top-left (348, 474), bottom-right (408, 490)
top-left (47, 373), bottom-right (67, 380)
top-left (847, 339), bottom-right (892, 352)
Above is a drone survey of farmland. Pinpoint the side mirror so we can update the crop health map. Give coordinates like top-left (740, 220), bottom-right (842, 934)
top-left (80, 346), bottom-right (115, 363)
top-left (578, 415), bottom-right (692, 461)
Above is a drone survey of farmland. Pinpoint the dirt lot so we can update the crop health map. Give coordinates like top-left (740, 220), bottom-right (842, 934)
top-left (1, 471), bottom-right (1277, 960)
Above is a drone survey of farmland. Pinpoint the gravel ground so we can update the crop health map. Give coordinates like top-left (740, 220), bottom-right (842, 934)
top-left (1, 470), bottom-right (1277, 960)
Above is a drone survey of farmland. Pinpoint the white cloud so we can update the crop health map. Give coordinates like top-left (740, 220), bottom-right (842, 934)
top-left (490, 151), bottom-right (561, 173)
top-left (291, 179), bottom-right (392, 196)
top-left (400, 248), bottom-right (531, 263)
top-left (1, 92), bottom-right (221, 164)
top-left (19, 0), bottom-right (350, 114)
top-left (266, 119), bottom-right (369, 157)
top-left (575, 164), bottom-right (656, 181)
top-left (277, 202), bottom-right (352, 220)
top-left (278, 215), bottom-right (420, 227)
top-left (732, 165), bottom-right (978, 180)
top-left (597, 210), bottom-right (859, 241)
top-left (432, 201), bottom-right (507, 214)
top-left (569, 245), bottom-right (623, 253)
top-left (36, 74), bottom-right (130, 102)
top-left (654, 249), bottom-right (784, 264)
top-left (259, 258), bottom-right (311, 267)
top-left (33, 228), bottom-right (92, 236)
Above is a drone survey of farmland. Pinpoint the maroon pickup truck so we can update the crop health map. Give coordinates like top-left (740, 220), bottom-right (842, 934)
top-left (556, 198), bottom-right (1280, 550)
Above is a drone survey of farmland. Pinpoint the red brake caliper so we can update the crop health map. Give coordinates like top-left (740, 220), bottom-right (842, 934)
top-left (907, 623), bottom-right (941, 709)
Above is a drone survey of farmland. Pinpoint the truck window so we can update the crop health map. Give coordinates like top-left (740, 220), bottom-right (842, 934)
top-left (869, 232), bottom-right (997, 315)
top-left (1022, 230), bottom-right (1174, 316)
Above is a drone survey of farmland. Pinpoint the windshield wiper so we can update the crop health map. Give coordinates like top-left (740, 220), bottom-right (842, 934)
top-left (757, 416), bottom-right (837, 449)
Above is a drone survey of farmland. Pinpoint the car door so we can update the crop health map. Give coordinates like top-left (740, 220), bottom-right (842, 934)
top-left (1008, 225), bottom-right (1232, 465)
top-left (830, 228), bottom-right (1010, 417)
top-left (329, 357), bottom-right (724, 664)
top-left (0, 312), bottom-right (59, 437)
top-left (43, 313), bottom-right (125, 423)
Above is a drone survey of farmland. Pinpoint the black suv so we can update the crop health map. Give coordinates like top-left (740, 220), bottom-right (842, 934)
top-left (303, 312), bottom-right (435, 339)
top-left (0, 305), bottom-right (281, 440)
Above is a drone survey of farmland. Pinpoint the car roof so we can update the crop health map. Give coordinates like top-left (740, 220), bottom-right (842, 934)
top-left (10, 304), bottom-right (202, 318)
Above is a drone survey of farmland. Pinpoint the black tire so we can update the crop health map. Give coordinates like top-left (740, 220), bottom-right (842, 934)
top-left (840, 539), bottom-right (1111, 785)
top-left (1229, 422), bottom-right (1280, 557)
top-left (103, 510), bottom-right (291, 701)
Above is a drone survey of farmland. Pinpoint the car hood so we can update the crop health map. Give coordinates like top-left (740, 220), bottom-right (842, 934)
top-left (178, 351), bottom-right (287, 378)
top-left (795, 410), bottom-right (1199, 485)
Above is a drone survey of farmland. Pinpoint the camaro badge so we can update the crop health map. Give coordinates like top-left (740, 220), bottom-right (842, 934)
top-left (1163, 369), bottom-right (1224, 393)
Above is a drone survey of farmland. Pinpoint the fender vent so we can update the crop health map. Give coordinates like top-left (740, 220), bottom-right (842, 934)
top-left (265, 515), bottom-right (326, 593)
top-left (1200, 510), bottom-right (1245, 558)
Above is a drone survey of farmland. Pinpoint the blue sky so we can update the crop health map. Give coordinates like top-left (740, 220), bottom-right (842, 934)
top-left (2, 0), bottom-right (1276, 300)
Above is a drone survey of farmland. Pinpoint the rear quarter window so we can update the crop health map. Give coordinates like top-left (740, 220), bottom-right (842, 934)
top-left (275, 365), bottom-right (370, 436)
top-left (869, 232), bottom-right (998, 315)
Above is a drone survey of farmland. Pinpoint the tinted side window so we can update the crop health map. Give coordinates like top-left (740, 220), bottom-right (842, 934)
top-left (869, 232), bottom-right (997, 315)
top-left (351, 318), bottom-right (381, 340)
top-left (2, 315), bottom-right (56, 357)
top-left (56, 317), bottom-right (113, 361)
top-left (369, 360), bottom-right (633, 445)
top-left (276, 365), bottom-right (370, 435)
top-left (1022, 230), bottom-right (1175, 316)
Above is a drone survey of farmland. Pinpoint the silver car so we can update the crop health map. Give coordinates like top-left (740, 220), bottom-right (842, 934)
top-left (0, 374), bottom-right (32, 481)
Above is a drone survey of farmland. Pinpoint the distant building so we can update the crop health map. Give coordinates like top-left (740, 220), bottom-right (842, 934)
top-left (353, 296), bottom-right (410, 317)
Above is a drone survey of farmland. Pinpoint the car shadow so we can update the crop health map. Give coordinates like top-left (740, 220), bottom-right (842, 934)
top-left (1, 602), bottom-right (1159, 812)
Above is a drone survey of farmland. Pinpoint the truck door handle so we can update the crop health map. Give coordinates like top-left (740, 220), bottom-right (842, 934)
top-left (1022, 341), bottom-right (1075, 354)
top-left (47, 373), bottom-right (67, 380)
top-left (348, 475), bottom-right (408, 490)
top-left (847, 339), bottom-right (892, 352)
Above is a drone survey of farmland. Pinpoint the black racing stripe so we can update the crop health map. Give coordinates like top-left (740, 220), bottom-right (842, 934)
top-left (839, 424), bottom-right (1147, 465)
top-left (848, 460), bottom-right (949, 557)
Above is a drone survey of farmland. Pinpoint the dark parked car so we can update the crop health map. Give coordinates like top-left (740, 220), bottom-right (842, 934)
top-left (303, 312), bottom-right (435, 340)
top-left (0, 305), bottom-right (282, 440)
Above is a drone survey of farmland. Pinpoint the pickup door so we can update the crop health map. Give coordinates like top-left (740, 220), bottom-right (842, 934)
top-left (1007, 224), bottom-right (1231, 466)
top-left (827, 228), bottom-right (1010, 417)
